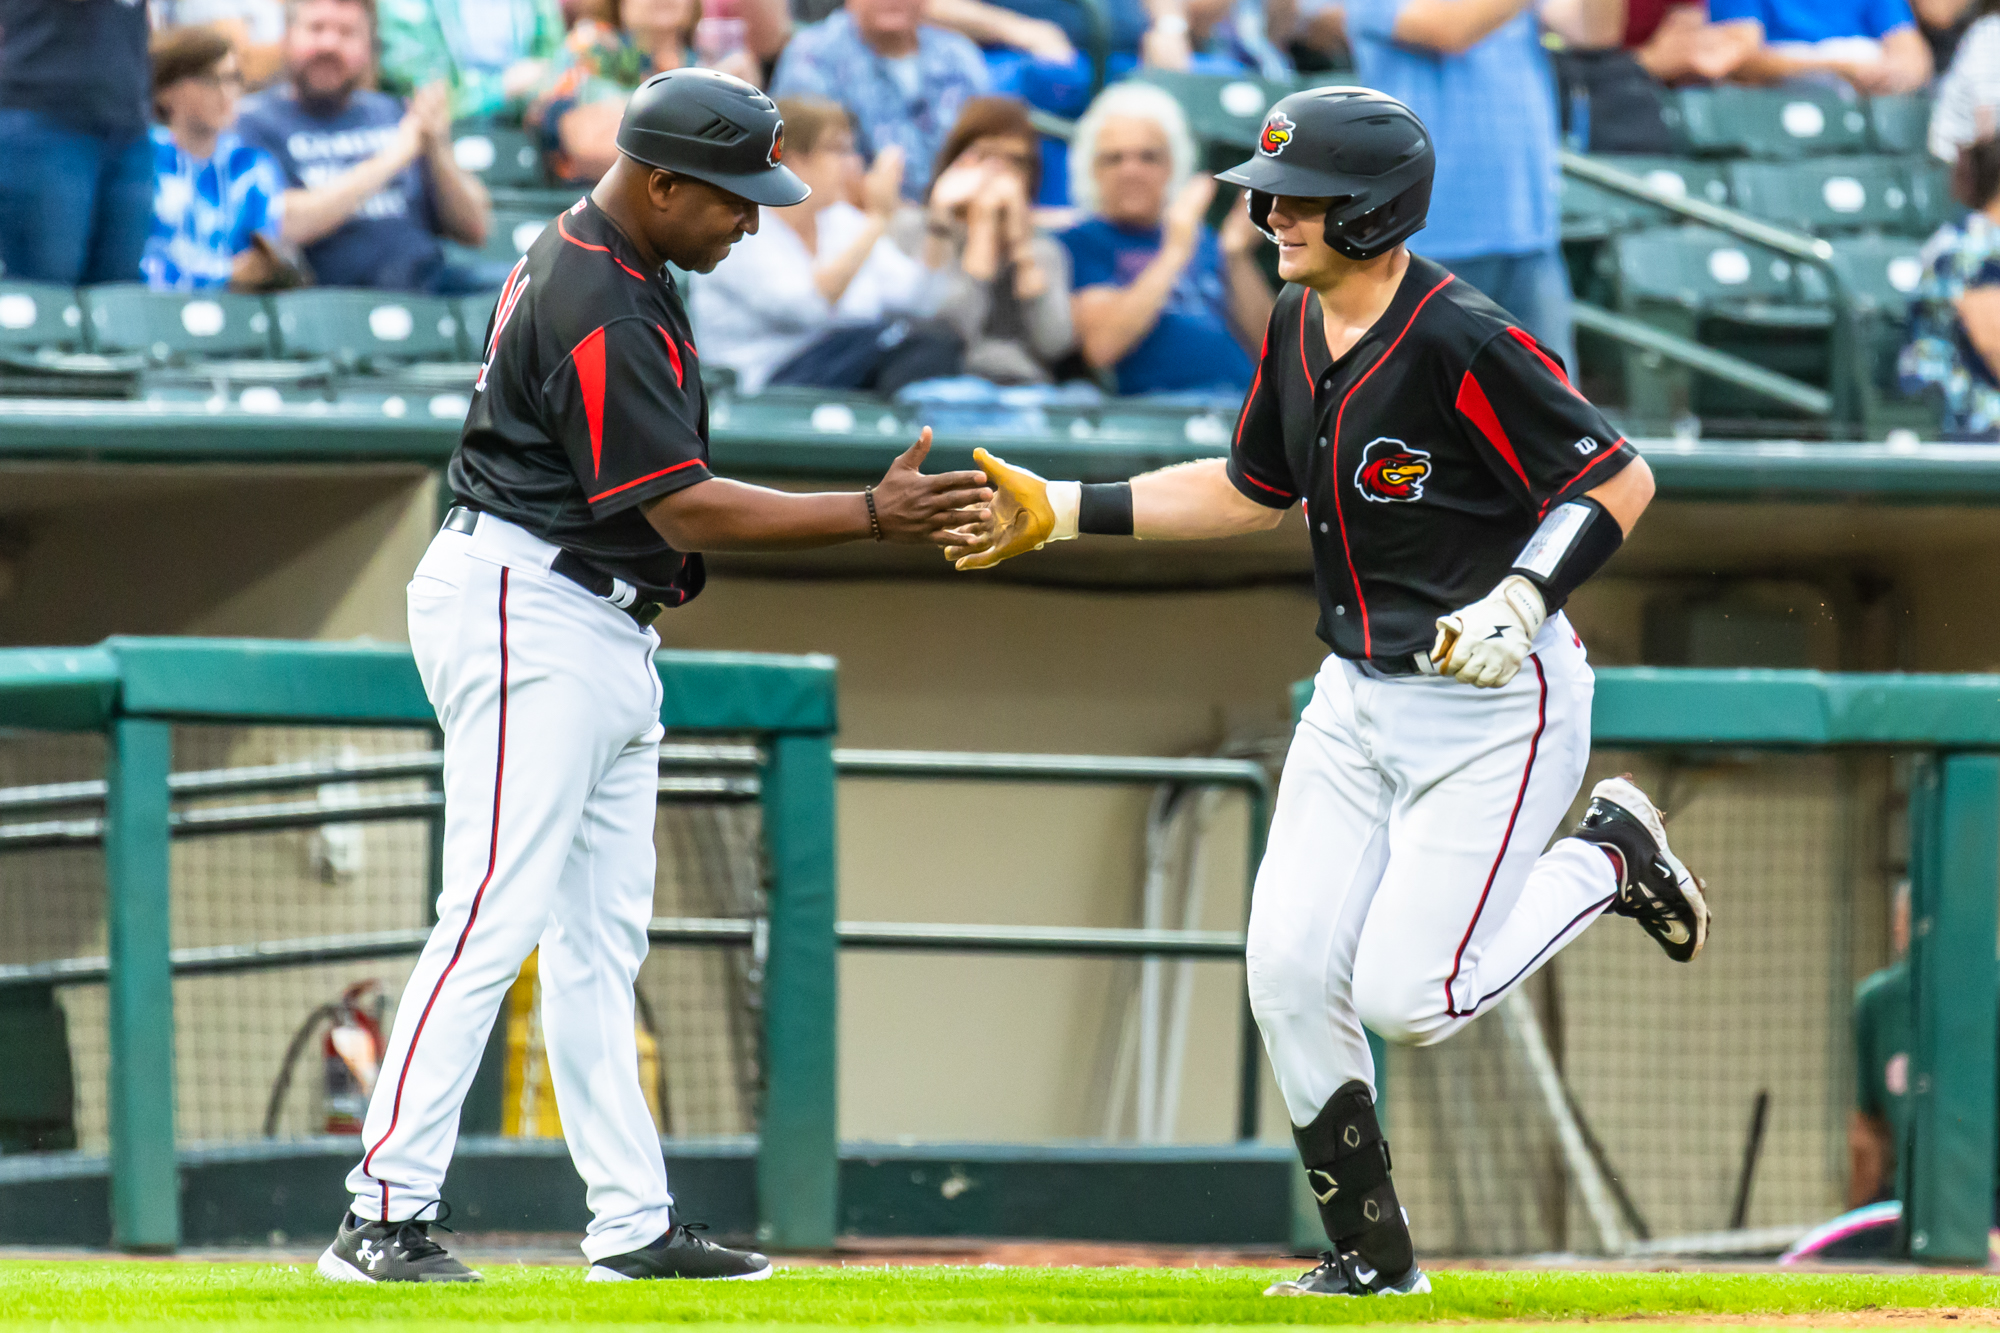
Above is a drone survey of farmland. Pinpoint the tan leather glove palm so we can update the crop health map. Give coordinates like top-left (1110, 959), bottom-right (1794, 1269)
top-left (950, 448), bottom-right (1058, 571)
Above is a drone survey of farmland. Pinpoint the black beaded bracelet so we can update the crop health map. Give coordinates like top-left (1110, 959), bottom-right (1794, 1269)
top-left (864, 485), bottom-right (883, 541)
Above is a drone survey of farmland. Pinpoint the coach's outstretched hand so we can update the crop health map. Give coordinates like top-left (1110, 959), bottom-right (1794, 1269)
top-left (872, 429), bottom-right (996, 546)
top-left (947, 449), bottom-right (1058, 570)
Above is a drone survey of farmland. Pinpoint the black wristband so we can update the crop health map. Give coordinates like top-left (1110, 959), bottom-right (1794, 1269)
top-left (863, 485), bottom-right (883, 541)
top-left (1078, 482), bottom-right (1135, 536)
top-left (1510, 495), bottom-right (1622, 609)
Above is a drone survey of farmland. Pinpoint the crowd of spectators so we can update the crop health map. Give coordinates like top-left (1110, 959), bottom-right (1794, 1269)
top-left (7, 0), bottom-right (2000, 419)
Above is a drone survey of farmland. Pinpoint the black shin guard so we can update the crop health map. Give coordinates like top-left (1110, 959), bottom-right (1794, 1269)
top-left (1294, 1081), bottom-right (1413, 1283)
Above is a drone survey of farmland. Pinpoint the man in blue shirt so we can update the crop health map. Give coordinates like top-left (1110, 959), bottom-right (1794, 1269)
top-left (145, 26), bottom-right (291, 291)
top-left (0, 0), bottom-right (154, 285)
top-left (237, 0), bottom-right (499, 292)
top-left (1342, 0), bottom-right (1620, 367)
top-left (1707, 0), bottom-right (1930, 94)
top-left (771, 0), bottom-right (992, 199)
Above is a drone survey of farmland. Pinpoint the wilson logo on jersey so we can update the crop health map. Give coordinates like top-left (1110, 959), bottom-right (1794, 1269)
top-left (1259, 112), bottom-right (1295, 156)
top-left (1354, 438), bottom-right (1432, 502)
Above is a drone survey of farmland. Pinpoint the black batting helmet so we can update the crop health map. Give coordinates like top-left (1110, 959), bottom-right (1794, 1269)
top-left (616, 68), bottom-right (810, 207)
top-left (1216, 87), bottom-right (1434, 262)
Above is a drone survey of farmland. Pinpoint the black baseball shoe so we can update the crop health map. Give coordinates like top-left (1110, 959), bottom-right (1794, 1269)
top-left (1265, 1249), bottom-right (1431, 1297)
top-left (316, 1210), bottom-right (479, 1283)
top-left (586, 1222), bottom-right (773, 1282)
top-left (1573, 775), bottom-right (1711, 963)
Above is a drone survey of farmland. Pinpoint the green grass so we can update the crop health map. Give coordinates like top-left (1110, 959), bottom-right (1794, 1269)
top-left (2, 1263), bottom-right (1999, 1331)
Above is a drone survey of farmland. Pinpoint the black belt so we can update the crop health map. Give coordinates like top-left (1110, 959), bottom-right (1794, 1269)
top-left (442, 506), bottom-right (665, 627)
top-left (1359, 653), bottom-right (1435, 678)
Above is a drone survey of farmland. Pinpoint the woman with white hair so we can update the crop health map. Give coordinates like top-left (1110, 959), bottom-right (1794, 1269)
top-left (1059, 81), bottom-right (1272, 395)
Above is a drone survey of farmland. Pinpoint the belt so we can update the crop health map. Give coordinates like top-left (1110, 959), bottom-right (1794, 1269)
top-left (1359, 652), bottom-right (1438, 678)
top-left (442, 506), bottom-right (665, 627)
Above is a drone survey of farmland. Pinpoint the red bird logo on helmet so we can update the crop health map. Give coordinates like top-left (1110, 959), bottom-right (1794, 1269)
top-left (1259, 112), bottom-right (1296, 157)
top-left (768, 122), bottom-right (785, 166)
top-left (1354, 438), bottom-right (1432, 502)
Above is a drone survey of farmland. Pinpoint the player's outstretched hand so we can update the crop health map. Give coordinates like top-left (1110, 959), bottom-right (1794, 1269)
top-left (870, 428), bottom-right (994, 547)
top-left (1431, 575), bottom-right (1546, 689)
top-left (947, 449), bottom-right (1056, 571)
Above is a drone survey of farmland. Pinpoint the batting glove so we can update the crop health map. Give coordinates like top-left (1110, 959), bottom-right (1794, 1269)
top-left (1431, 575), bottom-right (1546, 689)
top-left (949, 449), bottom-right (1074, 570)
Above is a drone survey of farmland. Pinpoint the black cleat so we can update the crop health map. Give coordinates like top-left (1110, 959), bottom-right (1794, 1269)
top-left (1265, 1250), bottom-right (1431, 1297)
top-left (1572, 775), bottom-right (1711, 962)
top-left (317, 1210), bottom-right (480, 1283)
top-left (587, 1222), bottom-right (773, 1282)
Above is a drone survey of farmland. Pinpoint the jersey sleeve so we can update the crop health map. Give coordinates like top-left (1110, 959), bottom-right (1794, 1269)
top-left (543, 315), bottom-right (713, 518)
top-left (1225, 298), bottom-right (1297, 510)
top-left (1451, 326), bottom-right (1635, 516)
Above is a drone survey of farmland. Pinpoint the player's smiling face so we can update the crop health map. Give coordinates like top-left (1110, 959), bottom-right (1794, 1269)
top-left (1266, 195), bottom-right (1339, 284)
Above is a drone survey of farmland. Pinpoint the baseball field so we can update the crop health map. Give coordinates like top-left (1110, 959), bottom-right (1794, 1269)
top-left (3, 1262), bottom-right (1999, 1330)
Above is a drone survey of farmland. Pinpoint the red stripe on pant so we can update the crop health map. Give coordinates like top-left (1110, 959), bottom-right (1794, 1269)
top-left (1443, 653), bottom-right (1548, 1019)
top-left (360, 567), bottom-right (511, 1220)
top-left (1472, 891), bottom-right (1618, 1014)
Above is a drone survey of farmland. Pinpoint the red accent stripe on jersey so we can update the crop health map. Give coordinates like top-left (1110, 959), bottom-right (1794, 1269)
top-left (1233, 323), bottom-right (1270, 449)
top-left (1444, 653), bottom-right (1547, 1019)
top-left (359, 567), bottom-right (511, 1221)
top-left (1239, 469), bottom-right (1292, 498)
top-left (1506, 326), bottom-right (1583, 399)
top-left (655, 324), bottom-right (683, 388)
top-left (1455, 370), bottom-right (1532, 493)
top-left (556, 212), bottom-right (648, 281)
top-left (588, 457), bottom-right (705, 504)
top-left (1330, 272), bottom-right (1456, 658)
top-left (573, 326), bottom-right (609, 477)
top-left (485, 259), bottom-right (529, 361)
top-left (1298, 294), bottom-right (1312, 383)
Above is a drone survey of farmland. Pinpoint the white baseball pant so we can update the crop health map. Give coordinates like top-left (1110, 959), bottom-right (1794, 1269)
top-left (1247, 612), bottom-right (1620, 1125)
top-left (344, 513), bottom-right (675, 1261)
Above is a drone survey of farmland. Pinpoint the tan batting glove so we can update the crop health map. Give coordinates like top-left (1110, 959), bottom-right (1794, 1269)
top-left (1431, 575), bottom-right (1546, 689)
top-left (948, 448), bottom-right (1076, 570)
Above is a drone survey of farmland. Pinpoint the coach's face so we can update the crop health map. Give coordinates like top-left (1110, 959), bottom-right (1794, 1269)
top-left (648, 173), bottom-right (761, 273)
top-left (1266, 195), bottom-right (1337, 284)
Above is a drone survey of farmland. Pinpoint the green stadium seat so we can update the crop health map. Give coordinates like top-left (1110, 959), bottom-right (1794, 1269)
top-left (452, 124), bottom-right (545, 189)
top-left (452, 209), bottom-right (553, 270)
top-left (1560, 156), bottom-right (1731, 240)
top-left (1866, 93), bottom-right (1933, 155)
top-left (1798, 235), bottom-right (1927, 314)
top-left (1725, 157), bottom-right (1913, 234)
top-left (1128, 70), bottom-right (1300, 154)
top-left (1905, 158), bottom-right (1959, 237)
top-left (1676, 86), bottom-right (1870, 158)
top-left (83, 285), bottom-right (274, 362)
top-left (0, 282), bottom-right (85, 355)
top-left (273, 289), bottom-right (476, 389)
top-left (1609, 225), bottom-right (1810, 311)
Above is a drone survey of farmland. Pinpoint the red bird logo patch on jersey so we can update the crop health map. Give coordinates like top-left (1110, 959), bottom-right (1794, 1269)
top-left (1259, 112), bottom-right (1295, 157)
top-left (1354, 438), bottom-right (1432, 502)
top-left (768, 121), bottom-right (786, 166)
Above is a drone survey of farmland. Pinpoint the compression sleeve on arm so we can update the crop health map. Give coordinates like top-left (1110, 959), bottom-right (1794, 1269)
top-left (1045, 481), bottom-right (1136, 538)
top-left (1510, 496), bottom-right (1623, 609)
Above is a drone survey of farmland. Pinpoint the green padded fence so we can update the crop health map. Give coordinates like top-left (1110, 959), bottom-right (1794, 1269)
top-left (0, 638), bottom-right (838, 1253)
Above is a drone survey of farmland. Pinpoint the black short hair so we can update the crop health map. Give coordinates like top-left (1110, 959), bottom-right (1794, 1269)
top-left (1954, 134), bottom-right (2000, 211)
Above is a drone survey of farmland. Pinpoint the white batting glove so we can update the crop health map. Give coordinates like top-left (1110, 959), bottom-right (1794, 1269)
top-left (1431, 575), bottom-right (1547, 689)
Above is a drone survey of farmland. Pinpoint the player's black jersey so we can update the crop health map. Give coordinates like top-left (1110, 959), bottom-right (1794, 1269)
top-left (450, 196), bottom-right (713, 607)
top-left (1227, 254), bottom-right (1636, 662)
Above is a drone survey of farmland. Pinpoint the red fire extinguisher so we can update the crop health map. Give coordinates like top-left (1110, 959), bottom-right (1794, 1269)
top-left (323, 980), bottom-right (384, 1134)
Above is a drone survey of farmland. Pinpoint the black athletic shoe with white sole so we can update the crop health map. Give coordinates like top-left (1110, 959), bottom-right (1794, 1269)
top-left (587, 1223), bottom-right (772, 1282)
top-left (1572, 775), bottom-right (1711, 962)
top-left (1265, 1250), bottom-right (1431, 1297)
top-left (317, 1211), bottom-right (480, 1283)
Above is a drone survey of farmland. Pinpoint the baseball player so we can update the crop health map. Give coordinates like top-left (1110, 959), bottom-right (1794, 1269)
top-left (948, 88), bottom-right (1711, 1297)
top-left (317, 69), bottom-right (991, 1284)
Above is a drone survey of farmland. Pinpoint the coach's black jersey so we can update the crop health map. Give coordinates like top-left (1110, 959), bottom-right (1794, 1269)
top-left (1228, 254), bottom-right (1635, 661)
top-left (450, 197), bottom-right (713, 607)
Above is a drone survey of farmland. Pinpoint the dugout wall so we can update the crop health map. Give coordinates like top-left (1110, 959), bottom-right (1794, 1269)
top-left (0, 644), bottom-right (1995, 1262)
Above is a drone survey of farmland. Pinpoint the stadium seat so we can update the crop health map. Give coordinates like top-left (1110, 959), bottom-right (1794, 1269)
top-left (0, 280), bottom-right (136, 394)
top-left (272, 289), bottom-right (476, 389)
top-left (1560, 156), bottom-right (1732, 240)
top-left (1676, 86), bottom-right (1871, 158)
top-left (0, 281), bottom-right (86, 358)
top-left (452, 124), bottom-right (545, 190)
top-left (1904, 158), bottom-right (1959, 238)
top-left (80, 284), bottom-right (326, 387)
top-left (1725, 157), bottom-right (1913, 235)
top-left (1800, 235), bottom-right (1927, 314)
top-left (1866, 93), bottom-right (1933, 156)
top-left (450, 210), bottom-right (553, 270)
top-left (1128, 70), bottom-right (1301, 155)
